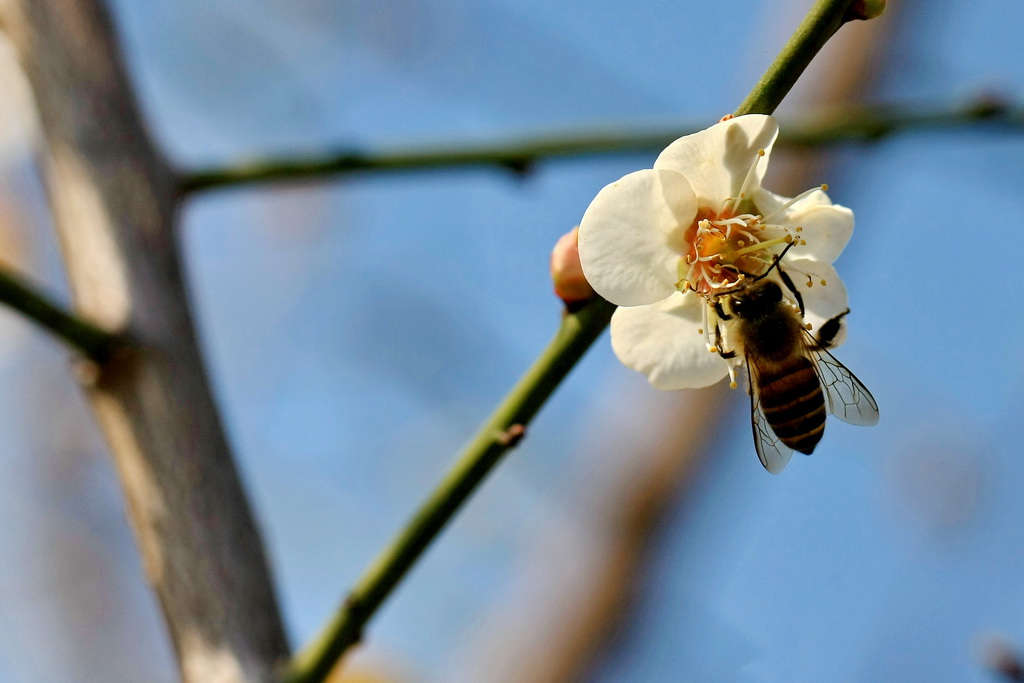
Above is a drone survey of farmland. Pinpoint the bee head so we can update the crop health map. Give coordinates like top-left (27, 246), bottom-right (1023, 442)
top-left (726, 279), bottom-right (783, 320)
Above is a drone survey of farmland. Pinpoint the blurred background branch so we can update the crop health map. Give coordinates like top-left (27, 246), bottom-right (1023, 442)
top-left (0, 267), bottom-right (121, 362)
top-left (4, 83), bottom-right (1004, 365)
top-left (979, 634), bottom-right (1024, 682)
top-left (179, 95), bottom-right (1015, 194)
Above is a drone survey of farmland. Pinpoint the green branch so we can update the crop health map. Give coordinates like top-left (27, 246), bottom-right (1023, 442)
top-left (285, 1), bottom-right (873, 681)
top-left (736, 1), bottom-right (850, 116)
top-left (284, 297), bottom-right (616, 683)
top-left (0, 268), bottom-right (121, 362)
top-left (179, 97), bottom-right (1016, 194)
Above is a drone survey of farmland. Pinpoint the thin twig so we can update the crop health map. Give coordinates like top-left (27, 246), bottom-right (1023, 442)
top-left (0, 268), bottom-right (121, 362)
top-left (285, 1), bottom-right (866, 681)
top-left (178, 96), bottom-right (1017, 194)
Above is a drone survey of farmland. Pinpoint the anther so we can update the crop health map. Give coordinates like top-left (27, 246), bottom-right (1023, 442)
top-left (729, 381), bottom-right (738, 389)
top-left (820, 279), bottom-right (827, 286)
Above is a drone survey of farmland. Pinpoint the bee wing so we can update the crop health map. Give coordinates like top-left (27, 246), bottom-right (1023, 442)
top-left (747, 361), bottom-right (795, 474)
top-left (804, 332), bottom-right (879, 426)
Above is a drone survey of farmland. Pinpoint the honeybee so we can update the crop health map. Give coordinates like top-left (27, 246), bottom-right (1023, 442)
top-left (710, 251), bottom-right (879, 473)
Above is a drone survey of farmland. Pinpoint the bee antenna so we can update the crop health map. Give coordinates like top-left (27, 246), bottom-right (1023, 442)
top-left (708, 240), bottom-right (798, 300)
top-left (749, 239), bottom-right (797, 283)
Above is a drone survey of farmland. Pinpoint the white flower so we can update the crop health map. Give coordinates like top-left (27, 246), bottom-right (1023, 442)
top-left (578, 114), bottom-right (854, 390)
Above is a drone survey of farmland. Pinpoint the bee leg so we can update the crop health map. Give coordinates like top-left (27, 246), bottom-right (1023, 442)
top-left (713, 321), bottom-right (736, 359)
top-left (714, 300), bottom-right (732, 321)
top-left (816, 309), bottom-right (850, 349)
top-left (715, 328), bottom-right (740, 389)
top-left (777, 266), bottom-right (805, 316)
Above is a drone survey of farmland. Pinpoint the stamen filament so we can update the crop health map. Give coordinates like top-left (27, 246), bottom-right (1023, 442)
top-left (729, 149), bottom-right (766, 214)
top-left (732, 234), bottom-right (792, 257)
top-left (701, 301), bottom-right (712, 349)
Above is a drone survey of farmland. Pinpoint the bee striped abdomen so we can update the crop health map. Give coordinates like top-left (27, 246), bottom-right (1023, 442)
top-left (758, 360), bottom-right (826, 454)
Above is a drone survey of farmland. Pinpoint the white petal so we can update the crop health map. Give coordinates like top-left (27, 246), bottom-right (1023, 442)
top-left (610, 293), bottom-right (730, 390)
top-left (578, 169), bottom-right (697, 306)
top-left (780, 259), bottom-right (850, 348)
top-left (654, 115), bottom-right (779, 206)
top-left (757, 187), bottom-right (854, 264)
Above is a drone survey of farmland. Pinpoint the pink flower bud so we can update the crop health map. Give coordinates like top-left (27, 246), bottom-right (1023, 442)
top-left (550, 226), bottom-right (594, 307)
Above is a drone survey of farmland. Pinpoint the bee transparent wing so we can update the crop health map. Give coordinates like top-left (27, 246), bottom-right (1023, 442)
top-left (748, 362), bottom-right (795, 474)
top-left (804, 333), bottom-right (880, 427)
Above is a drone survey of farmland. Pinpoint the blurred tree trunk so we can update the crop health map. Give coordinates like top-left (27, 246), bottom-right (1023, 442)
top-left (0, 2), bottom-right (289, 681)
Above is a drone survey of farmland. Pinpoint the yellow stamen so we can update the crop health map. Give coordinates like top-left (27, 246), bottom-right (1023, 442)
top-left (732, 234), bottom-right (792, 257)
top-left (727, 363), bottom-right (738, 388)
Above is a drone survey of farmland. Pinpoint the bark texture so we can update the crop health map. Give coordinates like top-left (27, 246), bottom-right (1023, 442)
top-left (0, 2), bottom-right (290, 681)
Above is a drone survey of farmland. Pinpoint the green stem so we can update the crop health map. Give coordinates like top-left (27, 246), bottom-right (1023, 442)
top-left (0, 268), bottom-right (120, 362)
top-left (735, 0), bottom-right (857, 117)
top-left (179, 96), bottom-right (1017, 195)
top-left (286, 1), bottom-right (871, 680)
top-left (284, 297), bottom-right (616, 683)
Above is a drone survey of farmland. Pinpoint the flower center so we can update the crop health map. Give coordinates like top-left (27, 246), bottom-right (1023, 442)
top-left (674, 146), bottom-right (827, 299)
top-left (676, 207), bottom-right (792, 296)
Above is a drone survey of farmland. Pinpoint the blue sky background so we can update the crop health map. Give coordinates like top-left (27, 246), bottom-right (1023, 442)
top-left (0, 0), bottom-right (1022, 681)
